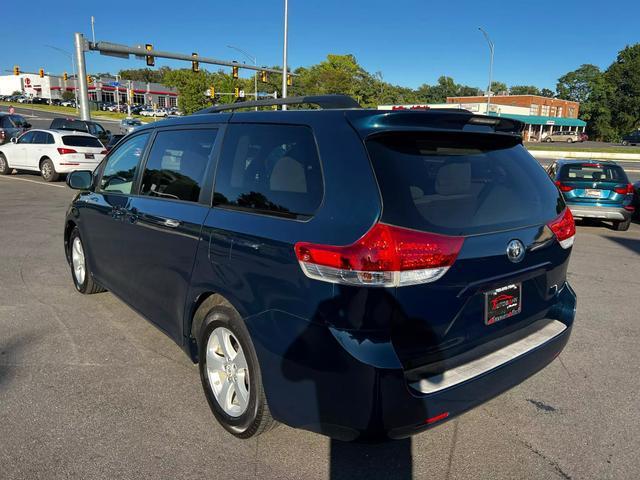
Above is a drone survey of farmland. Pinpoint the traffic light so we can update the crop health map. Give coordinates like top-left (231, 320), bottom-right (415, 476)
top-left (260, 70), bottom-right (268, 83)
top-left (39, 69), bottom-right (44, 78)
top-left (232, 65), bottom-right (239, 79)
top-left (234, 87), bottom-right (240, 98)
top-left (63, 72), bottom-right (68, 81)
top-left (287, 74), bottom-right (293, 86)
top-left (145, 44), bottom-right (155, 67)
top-left (87, 75), bottom-right (93, 84)
top-left (13, 65), bottom-right (20, 75)
top-left (191, 53), bottom-right (199, 73)
top-left (210, 85), bottom-right (215, 97)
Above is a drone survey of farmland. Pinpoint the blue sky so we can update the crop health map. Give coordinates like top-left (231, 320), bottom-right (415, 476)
top-left (2, 0), bottom-right (639, 90)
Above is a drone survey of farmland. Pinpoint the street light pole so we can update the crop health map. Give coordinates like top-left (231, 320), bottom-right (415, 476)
top-left (115, 73), bottom-right (120, 113)
top-left (281, 0), bottom-right (289, 110)
top-left (479, 27), bottom-right (494, 115)
top-left (44, 44), bottom-right (79, 113)
top-left (74, 32), bottom-right (91, 121)
top-left (227, 45), bottom-right (258, 111)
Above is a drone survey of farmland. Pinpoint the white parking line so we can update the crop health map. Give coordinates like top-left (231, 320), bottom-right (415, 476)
top-left (0, 176), bottom-right (65, 188)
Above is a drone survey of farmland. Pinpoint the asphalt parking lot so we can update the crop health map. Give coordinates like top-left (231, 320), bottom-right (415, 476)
top-left (1, 172), bottom-right (639, 480)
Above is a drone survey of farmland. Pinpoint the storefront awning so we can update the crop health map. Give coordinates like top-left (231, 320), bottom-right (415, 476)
top-left (489, 112), bottom-right (586, 127)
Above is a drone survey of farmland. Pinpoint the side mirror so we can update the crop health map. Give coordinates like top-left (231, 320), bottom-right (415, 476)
top-left (67, 170), bottom-right (93, 190)
top-left (24, 123), bottom-right (32, 129)
top-left (10, 137), bottom-right (17, 144)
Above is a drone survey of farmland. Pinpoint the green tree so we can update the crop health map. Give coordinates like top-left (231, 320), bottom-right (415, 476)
top-left (540, 88), bottom-right (555, 98)
top-left (556, 64), bottom-right (601, 102)
top-left (490, 81), bottom-right (508, 94)
top-left (61, 90), bottom-right (75, 102)
top-left (605, 44), bottom-right (640, 134)
top-left (162, 69), bottom-right (213, 114)
top-left (119, 67), bottom-right (171, 83)
top-left (509, 85), bottom-right (541, 95)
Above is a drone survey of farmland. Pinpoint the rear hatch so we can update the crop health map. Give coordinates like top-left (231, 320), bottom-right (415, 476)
top-left (364, 129), bottom-right (572, 370)
top-left (556, 162), bottom-right (631, 206)
top-left (59, 135), bottom-right (106, 166)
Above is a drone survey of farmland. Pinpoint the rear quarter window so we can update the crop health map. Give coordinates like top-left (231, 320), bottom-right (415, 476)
top-left (367, 132), bottom-right (564, 236)
top-left (213, 124), bottom-right (323, 219)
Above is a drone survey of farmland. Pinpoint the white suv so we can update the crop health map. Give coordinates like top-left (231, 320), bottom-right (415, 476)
top-left (0, 129), bottom-right (106, 182)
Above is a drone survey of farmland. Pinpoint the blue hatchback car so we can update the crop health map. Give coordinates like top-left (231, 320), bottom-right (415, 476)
top-left (547, 159), bottom-right (634, 231)
top-left (64, 95), bottom-right (577, 441)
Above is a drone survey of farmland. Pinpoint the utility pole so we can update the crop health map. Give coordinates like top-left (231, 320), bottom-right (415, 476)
top-left (479, 27), bottom-right (494, 115)
top-left (74, 32), bottom-right (91, 120)
top-left (127, 80), bottom-right (132, 116)
top-left (281, 0), bottom-right (289, 110)
top-left (115, 73), bottom-right (120, 113)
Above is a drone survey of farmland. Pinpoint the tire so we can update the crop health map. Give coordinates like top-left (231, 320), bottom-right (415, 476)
top-left (545, 137), bottom-right (553, 143)
top-left (0, 153), bottom-right (9, 175)
top-left (613, 218), bottom-right (631, 231)
top-left (622, 140), bottom-right (629, 146)
top-left (68, 227), bottom-right (106, 294)
top-left (198, 306), bottom-right (277, 438)
top-left (40, 158), bottom-right (59, 182)
top-left (567, 138), bottom-right (573, 143)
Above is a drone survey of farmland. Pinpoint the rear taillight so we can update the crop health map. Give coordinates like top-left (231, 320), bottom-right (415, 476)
top-left (57, 147), bottom-right (77, 155)
top-left (100, 149), bottom-right (108, 155)
top-left (0, 130), bottom-right (5, 141)
top-left (294, 223), bottom-right (464, 287)
top-left (547, 208), bottom-right (576, 250)
top-left (554, 181), bottom-right (573, 192)
top-left (614, 183), bottom-right (633, 195)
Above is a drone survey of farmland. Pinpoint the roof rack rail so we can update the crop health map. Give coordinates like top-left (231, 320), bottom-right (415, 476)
top-left (194, 94), bottom-right (361, 114)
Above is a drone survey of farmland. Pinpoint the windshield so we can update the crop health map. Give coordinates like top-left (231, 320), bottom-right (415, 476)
top-left (367, 131), bottom-right (564, 236)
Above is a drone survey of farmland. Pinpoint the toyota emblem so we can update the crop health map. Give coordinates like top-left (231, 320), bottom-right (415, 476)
top-left (506, 239), bottom-right (525, 263)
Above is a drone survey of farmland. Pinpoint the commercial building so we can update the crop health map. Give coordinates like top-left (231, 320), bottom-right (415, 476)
top-left (0, 73), bottom-right (178, 108)
top-left (378, 94), bottom-right (586, 142)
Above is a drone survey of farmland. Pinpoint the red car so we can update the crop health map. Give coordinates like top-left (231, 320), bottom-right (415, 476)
top-left (579, 132), bottom-right (589, 142)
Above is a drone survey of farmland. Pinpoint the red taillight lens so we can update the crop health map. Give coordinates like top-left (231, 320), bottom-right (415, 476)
top-left (547, 208), bottom-right (576, 249)
top-left (57, 147), bottom-right (77, 155)
top-left (425, 412), bottom-right (450, 425)
top-left (100, 149), bottom-right (108, 155)
top-left (614, 183), bottom-right (633, 195)
top-left (294, 223), bottom-right (464, 287)
top-left (554, 181), bottom-right (573, 192)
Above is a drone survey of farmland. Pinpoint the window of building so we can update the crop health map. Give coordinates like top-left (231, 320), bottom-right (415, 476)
top-left (168, 97), bottom-right (178, 107)
top-left (214, 124), bottom-right (323, 219)
top-left (568, 107), bottom-right (575, 118)
top-left (102, 91), bottom-right (115, 103)
top-left (557, 107), bottom-right (563, 117)
top-left (541, 105), bottom-right (550, 116)
top-left (530, 104), bottom-right (539, 115)
top-left (140, 129), bottom-right (217, 203)
top-left (133, 94), bottom-right (146, 105)
top-left (99, 133), bottom-right (150, 194)
top-left (550, 106), bottom-right (557, 117)
top-left (89, 92), bottom-right (97, 101)
top-left (157, 96), bottom-right (166, 108)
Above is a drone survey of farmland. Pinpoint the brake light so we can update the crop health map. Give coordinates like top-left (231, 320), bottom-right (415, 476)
top-left (613, 183), bottom-right (633, 195)
top-left (57, 147), bottom-right (77, 155)
top-left (425, 412), bottom-right (450, 425)
top-left (582, 163), bottom-right (601, 168)
top-left (547, 208), bottom-right (576, 249)
top-left (554, 181), bottom-right (573, 192)
top-left (294, 223), bottom-right (464, 287)
top-left (100, 149), bottom-right (108, 155)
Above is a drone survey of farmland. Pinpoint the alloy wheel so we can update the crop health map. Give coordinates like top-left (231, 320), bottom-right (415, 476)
top-left (205, 327), bottom-right (250, 417)
top-left (71, 237), bottom-right (86, 286)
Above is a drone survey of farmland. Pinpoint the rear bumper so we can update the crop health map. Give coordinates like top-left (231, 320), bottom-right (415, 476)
top-left (568, 204), bottom-right (631, 221)
top-left (246, 283), bottom-right (576, 441)
top-left (55, 162), bottom-right (101, 174)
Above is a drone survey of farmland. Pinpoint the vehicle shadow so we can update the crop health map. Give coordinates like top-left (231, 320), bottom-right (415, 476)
top-left (329, 437), bottom-right (413, 480)
top-left (604, 235), bottom-right (640, 256)
top-left (0, 333), bottom-right (35, 388)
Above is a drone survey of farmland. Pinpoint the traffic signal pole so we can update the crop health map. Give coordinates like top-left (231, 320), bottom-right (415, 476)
top-left (74, 32), bottom-right (91, 120)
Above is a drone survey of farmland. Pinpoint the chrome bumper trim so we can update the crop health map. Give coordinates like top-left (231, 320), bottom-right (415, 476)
top-left (410, 320), bottom-right (567, 394)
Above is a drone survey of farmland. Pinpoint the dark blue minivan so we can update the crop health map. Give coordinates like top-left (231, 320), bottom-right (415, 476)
top-left (64, 96), bottom-right (577, 441)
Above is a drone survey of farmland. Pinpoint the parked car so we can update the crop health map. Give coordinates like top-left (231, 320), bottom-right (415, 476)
top-left (0, 129), bottom-right (106, 181)
top-left (49, 117), bottom-right (111, 146)
top-left (633, 181), bottom-right (640, 219)
top-left (31, 97), bottom-right (49, 105)
top-left (543, 131), bottom-right (582, 143)
top-left (548, 159), bottom-right (634, 230)
top-left (62, 95), bottom-right (577, 441)
top-left (621, 130), bottom-right (640, 146)
top-left (104, 134), bottom-right (124, 153)
top-left (579, 132), bottom-right (589, 142)
top-left (0, 113), bottom-right (31, 144)
top-left (60, 100), bottom-right (76, 108)
top-left (120, 118), bottom-right (142, 134)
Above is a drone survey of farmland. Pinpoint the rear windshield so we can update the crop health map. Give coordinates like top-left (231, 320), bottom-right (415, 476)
top-left (62, 136), bottom-right (103, 148)
top-left (367, 132), bottom-right (564, 236)
top-left (52, 119), bottom-right (88, 132)
top-left (559, 163), bottom-right (627, 182)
